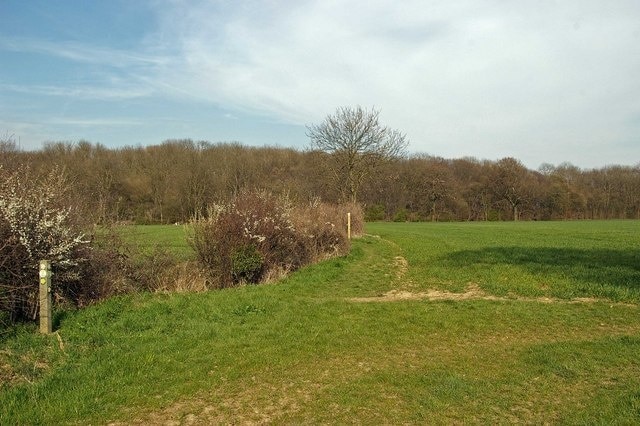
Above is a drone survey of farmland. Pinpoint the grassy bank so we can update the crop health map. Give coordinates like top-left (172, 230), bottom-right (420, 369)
top-left (1, 221), bottom-right (639, 423)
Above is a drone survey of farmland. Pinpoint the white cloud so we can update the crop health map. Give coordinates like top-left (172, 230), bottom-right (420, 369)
top-left (0, 83), bottom-right (152, 100)
top-left (150, 0), bottom-right (640, 168)
top-left (45, 117), bottom-right (143, 127)
top-left (3, 1), bottom-right (638, 167)
top-left (0, 33), bottom-right (181, 105)
top-left (0, 37), bottom-right (169, 67)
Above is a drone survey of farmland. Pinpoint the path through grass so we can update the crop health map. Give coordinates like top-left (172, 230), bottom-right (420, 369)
top-left (1, 221), bottom-right (639, 423)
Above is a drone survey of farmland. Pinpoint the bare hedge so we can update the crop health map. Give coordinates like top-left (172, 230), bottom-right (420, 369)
top-left (190, 192), bottom-right (362, 288)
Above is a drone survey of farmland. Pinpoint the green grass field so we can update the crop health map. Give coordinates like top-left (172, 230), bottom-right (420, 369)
top-left (117, 224), bottom-right (194, 261)
top-left (1, 221), bottom-right (639, 424)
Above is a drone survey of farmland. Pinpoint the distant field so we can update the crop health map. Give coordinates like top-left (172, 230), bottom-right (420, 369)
top-left (117, 224), bottom-right (194, 260)
top-left (1, 220), bottom-right (639, 424)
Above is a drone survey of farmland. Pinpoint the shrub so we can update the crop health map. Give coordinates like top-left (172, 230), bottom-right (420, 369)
top-left (77, 229), bottom-right (139, 300)
top-left (190, 191), bottom-right (362, 288)
top-left (231, 244), bottom-right (263, 283)
top-left (291, 200), bottom-right (362, 260)
top-left (393, 208), bottom-right (408, 222)
top-left (88, 236), bottom-right (208, 295)
top-left (191, 192), bottom-right (301, 287)
top-left (0, 166), bottom-right (91, 322)
top-left (364, 204), bottom-right (386, 221)
top-left (0, 166), bottom-right (141, 327)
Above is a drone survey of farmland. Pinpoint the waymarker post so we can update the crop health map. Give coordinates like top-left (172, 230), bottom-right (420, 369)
top-left (39, 260), bottom-right (52, 334)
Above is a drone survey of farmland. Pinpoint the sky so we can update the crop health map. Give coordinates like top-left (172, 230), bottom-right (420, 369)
top-left (1, 0), bottom-right (639, 170)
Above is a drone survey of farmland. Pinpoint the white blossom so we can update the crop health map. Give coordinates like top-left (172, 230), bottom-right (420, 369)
top-left (0, 166), bottom-right (89, 269)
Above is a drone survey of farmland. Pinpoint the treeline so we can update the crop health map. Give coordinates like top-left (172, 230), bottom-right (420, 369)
top-left (2, 139), bottom-right (639, 223)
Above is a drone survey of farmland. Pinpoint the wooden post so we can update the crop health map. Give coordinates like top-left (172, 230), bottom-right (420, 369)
top-left (347, 212), bottom-right (351, 240)
top-left (39, 260), bottom-right (52, 334)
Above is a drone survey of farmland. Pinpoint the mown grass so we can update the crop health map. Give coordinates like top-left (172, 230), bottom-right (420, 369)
top-left (371, 220), bottom-right (640, 302)
top-left (1, 221), bottom-right (639, 424)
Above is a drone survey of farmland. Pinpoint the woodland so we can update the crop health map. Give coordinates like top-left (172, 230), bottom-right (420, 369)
top-left (1, 138), bottom-right (638, 224)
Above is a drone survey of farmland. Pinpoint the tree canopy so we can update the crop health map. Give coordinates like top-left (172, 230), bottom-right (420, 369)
top-left (306, 106), bottom-right (408, 203)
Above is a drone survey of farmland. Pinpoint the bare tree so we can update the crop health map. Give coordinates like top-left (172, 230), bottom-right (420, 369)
top-left (306, 106), bottom-right (408, 203)
top-left (490, 157), bottom-right (531, 221)
top-left (0, 133), bottom-right (19, 171)
top-left (420, 159), bottom-right (455, 222)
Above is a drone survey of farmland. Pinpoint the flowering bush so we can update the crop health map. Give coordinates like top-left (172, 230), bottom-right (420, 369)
top-left (191, 192), bottom-right (301, 287)
top-left (0, 166), bottom-right (90, 322)
top-left (190, 191), bottom-right (360, 288)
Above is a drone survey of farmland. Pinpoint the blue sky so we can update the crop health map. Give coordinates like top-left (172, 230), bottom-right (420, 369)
top-left (1, 0), bottom-right (639, 169)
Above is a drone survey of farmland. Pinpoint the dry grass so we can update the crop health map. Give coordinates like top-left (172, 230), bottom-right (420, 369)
top-left (152, 262), bottom-right (209, 293)
top-left (349, 282), bottom-right (638, 306)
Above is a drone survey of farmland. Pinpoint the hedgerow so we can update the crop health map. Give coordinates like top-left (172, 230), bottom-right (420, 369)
top-left (0, 166), bottom-right (90, 324)
top-left (0, 167), bottom-right (362, 331)
top-left (190, 191), bottom-right (361, 288)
